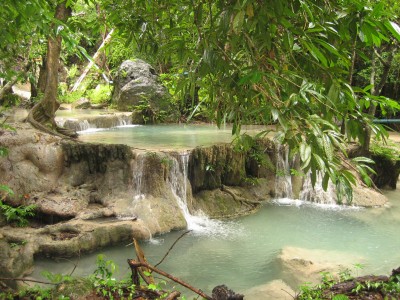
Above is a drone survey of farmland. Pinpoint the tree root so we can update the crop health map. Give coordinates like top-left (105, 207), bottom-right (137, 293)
top-left (220, 184), bottom-right (262, 207)
top-left (27, 102), bottom-right (78, 139)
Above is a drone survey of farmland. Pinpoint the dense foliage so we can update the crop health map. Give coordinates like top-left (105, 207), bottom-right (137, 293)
top-left (1, 0), bottom-right (400, 198)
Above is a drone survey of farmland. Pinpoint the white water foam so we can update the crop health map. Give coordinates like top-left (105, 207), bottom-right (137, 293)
top-left (272, 198), bottom-right (363, 211)
top-left (115, 124), bottom-right (141, 128)
top-left (299, 172), bottom-right (337, 205)
top-left (78, 127), bottom-right (108, 134)
top-left (273, 143), bottom-right (361, 210)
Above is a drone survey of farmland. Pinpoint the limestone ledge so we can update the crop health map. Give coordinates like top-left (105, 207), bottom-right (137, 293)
top-left (0, 122), bottom-right (392, 284)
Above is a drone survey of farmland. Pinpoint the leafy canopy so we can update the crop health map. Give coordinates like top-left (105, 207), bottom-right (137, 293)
top-left (103, 0), bottom-right (400, 200)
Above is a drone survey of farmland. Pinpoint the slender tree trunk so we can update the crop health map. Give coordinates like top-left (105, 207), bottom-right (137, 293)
top-left (71, 29), bottom-right (114, 92)
top-left (362, 45), bottom-right (396, 154)
top-left (27, 1), bottom-right (77, 138)
top-left (41, 3), bottom-right (68, 118)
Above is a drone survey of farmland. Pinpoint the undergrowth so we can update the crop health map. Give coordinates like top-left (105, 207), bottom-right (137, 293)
top-left (297, 265), bottom-right (400, 300)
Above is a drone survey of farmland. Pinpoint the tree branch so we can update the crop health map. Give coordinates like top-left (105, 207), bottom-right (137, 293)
top-left (155, 230), bottom-right (191, 268)
top-left (127, 259), bottom-right (213, 300)
top-left (0, 277), bottom-right (55, 285)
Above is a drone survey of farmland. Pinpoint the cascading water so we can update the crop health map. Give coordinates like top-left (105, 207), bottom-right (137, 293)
top-left (132, 154), bottom-right (146, 201)
top-left (168, 152), bottom-right (241, 237)
top-left (274, 143), bottom-right (293, 199)
top-left (56, 114), bottom-right (133, 133)
top-left (116, 154), bottom-right (146, 221)
top-left (273, 142), bottom-right (340, 207)
top-left (78, 120), bottom-right (92, 131)
top-left (299, 172), bottom-right (337, 206)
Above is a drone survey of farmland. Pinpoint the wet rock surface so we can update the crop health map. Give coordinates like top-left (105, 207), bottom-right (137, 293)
top-left (0, 122), bottom-right (393, 285)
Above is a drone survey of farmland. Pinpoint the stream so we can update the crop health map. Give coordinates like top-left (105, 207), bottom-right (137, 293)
top-left (32, 190), bottom-right (400, 298)
top-left (28, 116), bottom-right (400, 298)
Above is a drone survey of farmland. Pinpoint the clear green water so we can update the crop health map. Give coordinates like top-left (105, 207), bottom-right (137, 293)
top-left (78, 124), bottom-right (266, 150)
top-left (33, 190), bottom-right (400, 297)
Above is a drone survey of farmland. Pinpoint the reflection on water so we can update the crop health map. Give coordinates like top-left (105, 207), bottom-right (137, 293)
top-left (33, 190), bottom-right (400, 297)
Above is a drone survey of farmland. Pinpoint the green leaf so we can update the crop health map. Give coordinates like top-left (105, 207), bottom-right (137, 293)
top-left (312, 153), bottom-right (325, 171)
top-left (302, 40), bottom-right (328, 67)
top-left (233, 10), bottom-right (245, 33)
top-left (148, 283), bottom-right (158, 291)
top-left (0, 185), bottom-right (14, 196)
top-left (300, 143), bottom-right (311, 163)
top-left (0, 147), bottom-right (9, 157)
top-left (322, 172), bottom-right (330, 191)
top-left (384, 21), bottom-right (400, 41)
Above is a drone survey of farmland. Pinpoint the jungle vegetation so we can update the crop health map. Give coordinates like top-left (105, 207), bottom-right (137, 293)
top-left (1, 0), bottom-right (400, 201)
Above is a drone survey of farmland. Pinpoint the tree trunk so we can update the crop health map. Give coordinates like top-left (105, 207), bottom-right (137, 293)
top-left (362, 45), bottom-right (396, 154)
top-left (27, 1), bottom-right (77, 138)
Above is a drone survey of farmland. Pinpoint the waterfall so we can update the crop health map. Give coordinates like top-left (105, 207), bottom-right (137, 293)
top-left (168, 152), bottom-right (240, 237)
top-left (115, 154), bottom-right (146, 221)
top-left (299, 172), bottom-right (337, 205)
top-left (56, 114), bottom-right (133, 133)
top-left (168, 152), bottom-right (198, 228)
top-left (274, 143), bottom-right (293, 199)
top-left (132, 154), bottom-right (146, 200)
top-left (273, 142), bottom-right (339, 206)
top-left (78, 120), bottom-right (92, 131)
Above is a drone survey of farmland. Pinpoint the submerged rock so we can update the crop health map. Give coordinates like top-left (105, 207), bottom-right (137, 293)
top-left (277, 246), bottom-right (366, 289)
top-left (244, 280), bottom-right (295, 300)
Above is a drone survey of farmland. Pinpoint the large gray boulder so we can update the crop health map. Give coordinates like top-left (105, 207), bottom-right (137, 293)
top-left (112, 59), bottom-right (173, 121)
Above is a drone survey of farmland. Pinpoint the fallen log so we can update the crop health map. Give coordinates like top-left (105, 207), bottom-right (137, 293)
top-left (329, 275), bottom-right (389, 295)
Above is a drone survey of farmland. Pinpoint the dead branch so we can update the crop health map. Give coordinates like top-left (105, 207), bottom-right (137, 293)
top-left (71, 29), bottom-right (114, 92)
top-left (127, 259), bottom-right (213, 300)
top-left (133, 238), bottom-right (155, 285)
top-left (155, 230), bottom-right (191, 268)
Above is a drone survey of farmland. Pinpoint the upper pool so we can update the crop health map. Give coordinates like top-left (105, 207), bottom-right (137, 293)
top-left (78, 124), bottom-right (269, 150)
